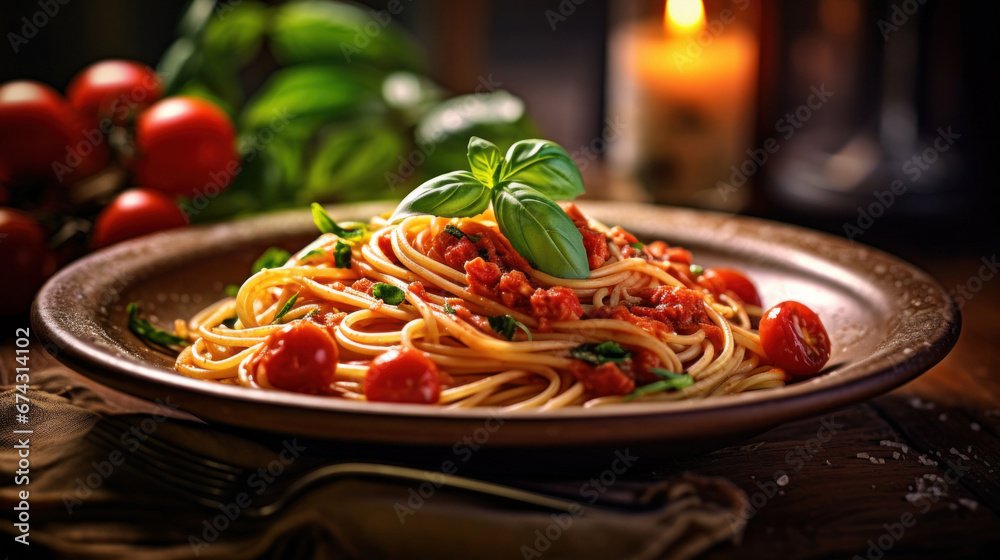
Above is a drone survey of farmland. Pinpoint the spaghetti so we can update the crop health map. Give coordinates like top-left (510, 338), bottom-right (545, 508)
top-left (174, 204), bottom-right (816, 410)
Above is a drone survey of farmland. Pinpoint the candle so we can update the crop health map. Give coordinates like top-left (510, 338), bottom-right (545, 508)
top-left (606, 0), bottom-right (758, 210)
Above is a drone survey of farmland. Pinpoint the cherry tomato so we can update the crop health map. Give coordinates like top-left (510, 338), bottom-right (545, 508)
top-left (365, 346), bottom-right (443, 404)
top-left (0, 208), bottom-right (55, 315)
top-left (67, 59), bottom-right (162, 125)
top-left (256, 321), bottom-right (339, 394)
top-left (0, 81), bottom-right (78, 182)
top-left (759, 301), bottom-right (831, 377)
top-left (91, 188), bottom-right (188, 248)
top-left (133, 96), bottom-right (239, 198)
top-left (700, 268), bottom-right (762, 307)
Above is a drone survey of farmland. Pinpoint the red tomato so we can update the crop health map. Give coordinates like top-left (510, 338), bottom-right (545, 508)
top-left (91, 188), bottom-right (188, 248)
top-left (257, 321), bottom-right (339, 395)
top-left (133, 96), bottom-right (239, 198)
top-left (365, 346), bottom-right (443, 404)
top-left (759, 301), bottom-right (831, 377)
top-left (67, 59), bottom-right (162, 125)
top-left (0, 208), bottom-right (55, 315)
top-left (0, 81), bottom-right (78, 182)
top-left (700, 268), bottom-right (762, 307)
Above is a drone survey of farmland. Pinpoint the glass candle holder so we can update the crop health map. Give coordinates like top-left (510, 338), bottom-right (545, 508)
top-left (606, 0), bottom-right (761, 210)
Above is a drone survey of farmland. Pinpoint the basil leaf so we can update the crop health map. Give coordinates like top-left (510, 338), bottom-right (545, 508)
top-left (444, 224), bottom-right (480, 243)
top-left (499, 139), bottom-right (584, 201)
top-left (570, 341), bottom-right (630, 365)
top-left (689, 264), bottom-right (704, 277)
top-left (624, 372), bottom-right (693, 401)
top-left (391, 171), bottom-right (491, 221)
top-left (253, 247), bottom-right (291, 273)
top-left (467, 136), bottom-right (502, 188)
top-left (491, 183), bottom-right (589, 279)
top-left (333, 241), bottom-right (352, 269)
top-left (373, 283), bottom-right (406, 305)
top-left (631, 242), bottom-right (644, 250)
top-left (127, 303), bottom-right (188, 348)
top-left (272, 293), bottom-right (299, 324)
top-left (443, 301), bottom-right (456, 314)
top-left (224, 284), bottom-right (240, 297)
top-left (311, 203), bottom-right (364, 239)
top-left (488, 315), bottom-right (529, 341)
top-left (302, 248), bottom-right (326, 261)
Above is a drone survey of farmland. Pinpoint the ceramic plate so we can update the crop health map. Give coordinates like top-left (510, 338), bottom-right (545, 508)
top-left (32, 202), bottom-right (960, 450)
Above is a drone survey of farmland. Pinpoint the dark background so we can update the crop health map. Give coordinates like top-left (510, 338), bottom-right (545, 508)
top-left (2, 0), bottom-right (996, 256)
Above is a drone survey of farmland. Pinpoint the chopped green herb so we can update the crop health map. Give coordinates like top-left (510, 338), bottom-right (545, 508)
top-left (333, 241), bottom-right (352, 269)
top-left (689, 264), bottom-right (704, 277)
top-left (302, 248), bottom-right (326, 261)
top-left (252, 247), bottom-right (291, 274)
top-left (443, 224), bottom-right (482, 243)
top-left (311, 203), bottom-right (364, 239)
top-left (224, 284), bottom-right (239, 297)
top-left (570, 341), bottom-right (630, 365)
top-left (272, 293), bottom-right (299, 324)
top-left (127, 303), bottom-right (188, 349)
top-left (372, 283), bottom-right (406, 305)
top-left (624, 371), bottom-right (693, 401)
top-left (304, 309), bottom-right (320, 319)
top-left (488, 315), bottom-right (531, 341)
top-left (443, 301), bottom-right (456, 314)
top-left (630, 242), bottom-right (644, 250)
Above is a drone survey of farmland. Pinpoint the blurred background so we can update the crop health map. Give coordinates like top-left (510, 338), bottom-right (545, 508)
top-left (1, 0), bottom-right (996, 315)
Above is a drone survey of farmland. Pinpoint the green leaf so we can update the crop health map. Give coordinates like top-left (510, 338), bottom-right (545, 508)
top-left (391, 171), bottom-right (490, 220)
top-left (202, 0), bottom-right (267, 68)
top-left (311, 203), bottom-right (365, 239)
top-left (302, 248), bottom-right (326, 261)
top-left (631, 242), bottom-right (644, 250)
top-left (269, 0), bottom-right (423, 71)
top-left (176, 0), bottom-right (217, 39)
top-left (570, 341), bottom-right (631, 366)
top-left (333, 241), bottom-right (352, 268)
top-left (690, 264), bottom-right (704, 277)
top-left (491, 183), bottom-right (589, 279)
top-left (127, 303), bottom-right (188, 349)
top-left (487, 315), bottom-right (530, 341)
top-left (624, 371), bottom-right (693, 401)
top-left (252, 247), bottom-right (291, 273)
top-left (241, 65), bottom-right (381, 140)
top-left (272, 293), bottom-right (300, 324)
top-left (416, 91), bottom-right (538, 178)
top-left (157, 37), bottom-right (202, 94)
top-left (301, 120), bottom-right (406, 203)
top-left (372, 283), bottom-right (405, 305)
top-left (467, 136), bottom-right (502, 188)
top-left (443, 301), bottom-right (456, 314)
top-left (224, 284), bottom-right (240, 297)
top-left (444, 225), bottom-right (480, 243)
top-left (500, 139), bottom-right (584, 201)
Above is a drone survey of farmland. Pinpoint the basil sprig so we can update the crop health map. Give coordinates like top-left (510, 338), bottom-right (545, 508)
top-left (570, 341), bottom-right (631, 365)
top-left (127, 303), bottom-right (188, 349)
top-left (624, 369), bottom-right (693, 402)
top-left (391, 137), bottom-right (589, 279)
top-left (252, 247), bottom-right (291, 273)
top-left (488, 314), bottom-right (532, 341)
top-left (372, 283), bottom-right (406, 305)
top-left (311, 203), bottom-right (365, 239)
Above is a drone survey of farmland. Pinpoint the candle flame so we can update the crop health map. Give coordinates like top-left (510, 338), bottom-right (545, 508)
top-left (665, 0), bottom-right (706, 35)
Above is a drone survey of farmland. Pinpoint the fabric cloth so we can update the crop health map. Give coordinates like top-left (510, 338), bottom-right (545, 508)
top-left (1, 358), bottom-right (748, 560)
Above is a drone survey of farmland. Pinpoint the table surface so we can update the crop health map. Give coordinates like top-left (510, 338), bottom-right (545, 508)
top-left (5, 248), bottom-right (998, 559)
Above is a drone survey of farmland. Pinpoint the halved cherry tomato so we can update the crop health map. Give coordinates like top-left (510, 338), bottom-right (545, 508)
top-left (365, 346), bottom-right (443, 404)
top-left (67, 59), bottom-right (162, 125)
top-left (91, 188), bottom-right (188, 248)
top-left (256, 321), bottom-right (339, 395)
top-left (700, 268), bottom-right (762, 307)
top-left (759, 301), bottom-right (831, 377)
top-left (133, 96), bottom-right (239, 198)
top-left (0, 208), bottom-right (55, 315)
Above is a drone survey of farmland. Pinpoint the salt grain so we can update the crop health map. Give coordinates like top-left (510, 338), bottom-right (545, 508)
top-left (857, 452), bottom-right (870, 459)
top-left (958, 498), bottom-right (979, 512)
top-left (950, 447), bottom-right (971, 461)
top-left (777, 475), bottom-right (789, 486)
top-left (893, 452), bottom-right (901, 460)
